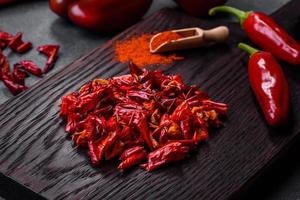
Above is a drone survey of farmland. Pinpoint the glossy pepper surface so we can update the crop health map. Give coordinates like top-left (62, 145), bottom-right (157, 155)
top-left (49, 0), bottom-right (153, 32)
top-left (238, 43), bottom-right (290, 126)
top-left (209, 6), bottom-right (300, 65)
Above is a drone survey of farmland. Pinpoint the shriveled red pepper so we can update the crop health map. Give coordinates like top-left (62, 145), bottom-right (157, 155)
top-left (118, 146), bottom-right (147, 171)
top-left (1, 74), bottom-right (28, 95)
top-left (14, 60), bottom-right (43, 77)
top-left (209, 6), bottom-right (300, 65)
top-left (12, 66), bottom-right (28, 85)
top-left (0, 31), bottom-right (13, 49)
top-left (141, 142), bottom-right (189, 172)
top-left (8, 32), bottom-right (32, 53)
top-left (37, 45), bottom-right (60, 73)
top-left (49, 0), bottom-right (153, 32)
top-left (238, 43), bottom-right (290, 126)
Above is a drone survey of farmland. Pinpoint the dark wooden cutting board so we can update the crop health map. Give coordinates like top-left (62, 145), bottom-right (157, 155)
top-left (1, 1), bottom-right (300, 199)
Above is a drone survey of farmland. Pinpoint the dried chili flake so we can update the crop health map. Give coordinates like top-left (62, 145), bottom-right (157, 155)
top-left (14, 60), bottom-right (43, 77)
top-left (12, 66), bottom-right (28, 85)
top-left (8, 32), bottom-right (32, 53)
top-left (37, 44), bottom-right (60, 73)
top-left (1, 74), bottom-right (28, 95)
top-left (59, 63), bottom-right (228, 172)
top-left (0, 31), bottom-right (13, 49)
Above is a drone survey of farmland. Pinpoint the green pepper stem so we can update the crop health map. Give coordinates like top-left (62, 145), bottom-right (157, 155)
top-left (238, 43), bottom-right (259, 57)
top-left (209, 6), bottom-right (250, 26)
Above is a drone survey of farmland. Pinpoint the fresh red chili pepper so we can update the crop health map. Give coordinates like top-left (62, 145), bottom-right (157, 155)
top-left (238, 43), bottom-right (290, 126)
top-left (37, 44), bottom-right (60, 73)
top-left (209, 6), bottom-right (300, 65)
top-left (60, 63), bottom-right (228, 171)
top-left (8, 32), bottom-right (32, 53)
top-left (141, 142), bottom-right (189, 172)
top-left (49, 0), bottom-right (153, 32)
top-left (14, 60), bottom-right (43, 77)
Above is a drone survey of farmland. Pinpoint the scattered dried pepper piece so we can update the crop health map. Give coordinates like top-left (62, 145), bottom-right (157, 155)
top-left (0, 30), bottom-right (60, 95)
top-left (60, 63), bottom-right (228, 172)
top-left (37, 44), bottom-right (60, 73)
top-left (8, 32), bottom-right (32, 53)
top-left (0, 31), bottom-right (13, 49)
top-left (12, 66), bottom-right (28, 85)
top-left (1, 74), bottom-right (28, 95)
top-left (14, 60), bottom-right (43, 77)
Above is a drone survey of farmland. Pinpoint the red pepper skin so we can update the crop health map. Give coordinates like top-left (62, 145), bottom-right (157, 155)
top-left (239, 43), bottom-right (290, 126)
top-left (142, 142), bottom-right (189, 172)
top-left (8, 32), bottom-right (32, 53)
top-left (118, 150), bottom-right (147, 171)
top-left (12, 66), bottom-right (28, 85)
top-left (120, 146), bottom-right (145, 161)
top-left (209, 6), bottom-right (300, 65)
top-left (49, 0), bottom-right (153, 32)
top-left (37, 45), bottom-right (60, 73)
top-left (1, 75), bottom-right (28, 95)
top-left (14, 61), bottom-right (43, 77)
top-left (174, 0), bottom-right (227, 17)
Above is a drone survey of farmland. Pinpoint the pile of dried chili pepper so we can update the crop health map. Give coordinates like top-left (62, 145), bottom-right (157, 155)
top-left (0, 30), bottom-right (60, 95)
top-left (60, 63), bottom-right (228, 171)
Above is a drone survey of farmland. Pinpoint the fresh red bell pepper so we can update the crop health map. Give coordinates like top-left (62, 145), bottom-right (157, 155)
top-left (238, 43), bottom-right (290, 126)
top-left (174, 0), bottom-right (227, 17)
top-left (49, 0), bottom-right (153, 32)
top-left (0, 0), bottom-right (17, 5)
top-left (209, 6), bottom-right (300, 65)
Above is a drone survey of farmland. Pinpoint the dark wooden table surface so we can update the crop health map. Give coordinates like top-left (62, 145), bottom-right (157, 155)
top-left (0, 0), bottom-right (299, 199)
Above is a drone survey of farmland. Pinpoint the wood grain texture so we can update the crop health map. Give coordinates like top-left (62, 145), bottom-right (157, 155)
top-left (1, 1), bottom-right (300, 199)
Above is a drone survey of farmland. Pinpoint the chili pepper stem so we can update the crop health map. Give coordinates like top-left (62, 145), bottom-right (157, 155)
top-left (209, 6), bottom-right (250, 26)
top-left (238, 43), bottom-right (259, 57)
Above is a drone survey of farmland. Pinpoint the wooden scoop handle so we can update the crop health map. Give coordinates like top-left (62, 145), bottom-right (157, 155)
top-left (203, 26), bottom-right (230, 43)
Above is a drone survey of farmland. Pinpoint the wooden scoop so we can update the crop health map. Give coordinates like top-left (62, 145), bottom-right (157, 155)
top-left (150, 26), bottom-right (229, 53)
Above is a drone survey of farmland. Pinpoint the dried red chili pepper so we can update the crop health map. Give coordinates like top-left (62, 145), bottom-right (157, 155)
top-left (141, 142), bottom-right (189, 172)
top-left (14, 60), bottom-right (43, 77)
top-left (0, 31), bottom-right (13, 49)
top-left (8, 32), bottom-right (32, 53)
top-left (12, 66), bottom-right (28, 85)
top-left (1, 74), bottom-right (28, 95)
top-left (37, 45), bottom-right (60, 73)
top-left (118, 148), bottom-right (147, 171)
top-left (60, 63), bottom-right (227, 171)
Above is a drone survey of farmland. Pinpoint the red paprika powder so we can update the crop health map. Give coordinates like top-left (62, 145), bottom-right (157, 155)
top-left (150, 31), bottom-right (183, 50)
top-left (115, 34), bottom-right (183, 67)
